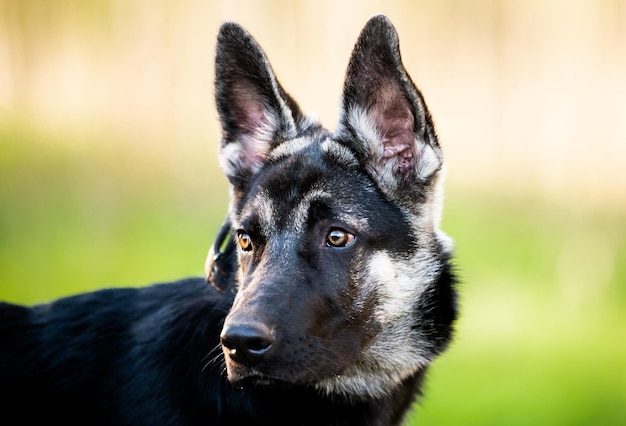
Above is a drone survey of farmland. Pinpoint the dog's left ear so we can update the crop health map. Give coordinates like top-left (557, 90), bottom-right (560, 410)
top-left (336, 15), bottom-right (443, 204)
top-left (215, 22), bottom-right (304, 190)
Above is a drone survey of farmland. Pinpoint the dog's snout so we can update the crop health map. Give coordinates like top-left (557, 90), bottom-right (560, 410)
top-left (221, 321), bottom-right (274, 366)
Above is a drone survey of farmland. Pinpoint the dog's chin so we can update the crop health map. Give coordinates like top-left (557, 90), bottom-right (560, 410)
top-left (226, 369), bottom-right (291, 389)
top-left (225, 362), bottom-right (325, 390)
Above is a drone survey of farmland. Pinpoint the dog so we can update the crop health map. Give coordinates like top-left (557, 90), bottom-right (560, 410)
top-left (0, 15), bottom-right (457, 426)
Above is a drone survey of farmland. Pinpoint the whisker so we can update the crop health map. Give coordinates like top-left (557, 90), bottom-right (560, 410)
top-left (201, 343), bottom-right (225, 373)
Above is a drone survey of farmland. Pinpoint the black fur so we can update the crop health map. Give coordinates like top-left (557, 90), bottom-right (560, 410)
top-left (0, 278), bottom-right (427, 425)
top-left (0, 15), bottom-right (457, 426)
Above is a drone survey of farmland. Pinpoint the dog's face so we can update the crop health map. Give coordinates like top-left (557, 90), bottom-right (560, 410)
top-left (212, 15), bottom-right (457, 399)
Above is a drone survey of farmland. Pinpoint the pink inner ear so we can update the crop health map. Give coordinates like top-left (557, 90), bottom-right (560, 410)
top-left (233, 88), bottom-right (270, 136)
top-left (373, 92), bottom-right (416, 174)
top-left (231, 83), bottom-right (275, 168)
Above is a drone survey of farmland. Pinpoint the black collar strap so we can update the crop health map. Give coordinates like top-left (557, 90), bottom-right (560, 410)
top-left (205, 219), bottom-right (235, 292)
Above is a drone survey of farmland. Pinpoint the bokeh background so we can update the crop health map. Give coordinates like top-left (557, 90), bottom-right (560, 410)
top-left (1, 0), bottom-right (625, 424)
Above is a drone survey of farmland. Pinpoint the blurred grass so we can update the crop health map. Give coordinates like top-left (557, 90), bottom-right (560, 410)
top-left (411, 190), bottom-right (626, 425)
top-left (1, 122), bottom-right (625, 424)
top-left (0, 121), bottom-right (229, 302)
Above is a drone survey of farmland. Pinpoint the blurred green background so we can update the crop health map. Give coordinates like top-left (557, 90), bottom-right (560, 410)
top-left (1, 1), bottom-right (625, 424)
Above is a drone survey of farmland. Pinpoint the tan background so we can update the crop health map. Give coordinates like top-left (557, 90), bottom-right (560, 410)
top-left (2, 0), bottom-right (625, 208)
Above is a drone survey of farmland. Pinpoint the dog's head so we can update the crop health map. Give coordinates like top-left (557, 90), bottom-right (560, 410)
top-left (210, 15), bottom-right (457, 399)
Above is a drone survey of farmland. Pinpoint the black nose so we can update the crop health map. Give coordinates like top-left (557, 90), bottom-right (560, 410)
top-left (220, 321), bottom-right (274, 366)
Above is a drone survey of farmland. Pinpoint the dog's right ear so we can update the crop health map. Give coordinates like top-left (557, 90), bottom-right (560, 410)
top-left (215, 22), bottom-right (304, 189)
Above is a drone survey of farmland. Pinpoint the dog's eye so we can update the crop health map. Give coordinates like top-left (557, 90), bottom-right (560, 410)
top-left (237, 231), bottom-right (252, 251)
top-left (326, 229), bottom-right (356, 248)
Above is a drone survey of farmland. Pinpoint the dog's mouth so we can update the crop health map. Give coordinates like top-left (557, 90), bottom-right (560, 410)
top-left (223, 353), bottom-right (345, 390)
top-left (226, 367), bottom-right (293, 389)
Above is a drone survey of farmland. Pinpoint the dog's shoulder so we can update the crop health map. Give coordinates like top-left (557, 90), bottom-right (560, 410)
top-left (1, 277), bottom-right (231, 363)
top-left (1, 277), bottom-right (230, 332)
top-left (0, 278), bottom-right (232, 425)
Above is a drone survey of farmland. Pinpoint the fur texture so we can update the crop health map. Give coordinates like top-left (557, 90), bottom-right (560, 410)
top-left (0, 15), bottom-right (457, 426)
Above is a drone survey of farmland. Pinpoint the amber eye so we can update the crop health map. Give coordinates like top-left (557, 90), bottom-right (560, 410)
top-left (237, 231), bottom-right (252, 251)
top-left (326, 229), bottom-right (356, 248)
